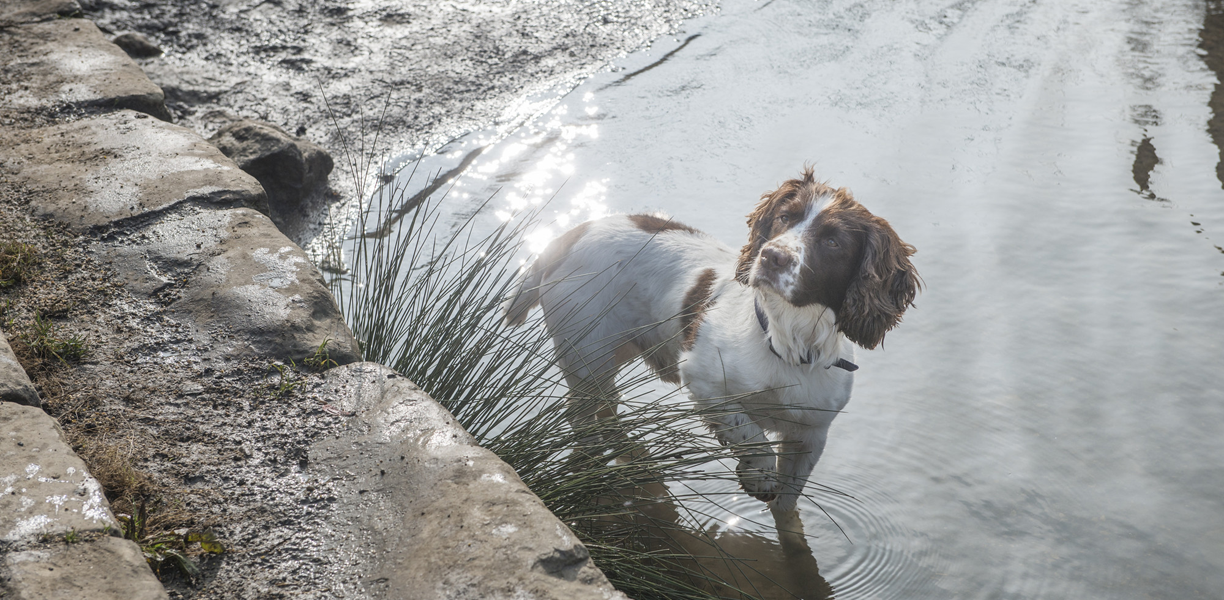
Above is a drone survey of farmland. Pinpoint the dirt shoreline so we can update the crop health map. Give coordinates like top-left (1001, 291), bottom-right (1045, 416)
top-left (1, 1), bottom-right (718, 597)
top-left (82, 0), bottom-right (715, 247)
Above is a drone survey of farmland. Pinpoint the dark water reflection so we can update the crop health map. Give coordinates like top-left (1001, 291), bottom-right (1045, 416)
top-left (617, 480), bottom-right (835, 599)
top-left (372, 0), bottom-right (1224, 597)
top-left (1199, 1), bottom-right (1224, 187)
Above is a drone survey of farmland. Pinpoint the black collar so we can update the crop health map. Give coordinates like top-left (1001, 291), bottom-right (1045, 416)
top-left (754, 298), bottom-right (858, 371)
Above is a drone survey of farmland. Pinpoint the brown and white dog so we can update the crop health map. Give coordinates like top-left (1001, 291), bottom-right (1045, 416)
top-left (504, 167), bottom-right (920, 512)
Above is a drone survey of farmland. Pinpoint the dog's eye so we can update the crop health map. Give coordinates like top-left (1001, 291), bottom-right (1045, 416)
top-left (824, 238), bottom-right (839, 248)
top-left (777, 214), bottom-right (790, 223)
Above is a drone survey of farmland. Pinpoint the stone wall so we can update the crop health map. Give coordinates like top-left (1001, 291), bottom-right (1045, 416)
top-left (0, 2), bottom-right (624, 597)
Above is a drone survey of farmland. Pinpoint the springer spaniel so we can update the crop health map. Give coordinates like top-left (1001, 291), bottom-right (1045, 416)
top-left (504, 167), bottom-right (920, 512)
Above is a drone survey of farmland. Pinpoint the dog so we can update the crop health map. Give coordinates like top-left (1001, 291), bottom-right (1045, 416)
top-left (503, 167), bottom-right (920, 512)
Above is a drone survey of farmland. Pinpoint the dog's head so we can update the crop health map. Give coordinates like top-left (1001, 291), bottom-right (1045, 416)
top-left (737, 167), bottom-right (921, 349)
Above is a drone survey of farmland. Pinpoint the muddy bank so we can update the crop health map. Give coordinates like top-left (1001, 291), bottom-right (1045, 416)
top-left (83, 0), bottom-right (714, 236)
top-left (0, 1), bottom-right (677, 596)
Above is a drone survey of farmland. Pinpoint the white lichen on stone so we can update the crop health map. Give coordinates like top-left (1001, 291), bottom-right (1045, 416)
top-left (251, 247), bottom-right (306, 289)
top-left (3, 514), bottom-right (52, 542)
top-left (491, 524), bottom-right (519, 538)
top-left (229, 285), bottom-right (299, 323)
top-left (46, 494), bottom-right (68, 514)
top-left (78, 476), bottom-right (112, 523)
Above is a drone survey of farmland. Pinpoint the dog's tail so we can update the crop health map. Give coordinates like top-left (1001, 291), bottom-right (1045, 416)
top-left (502, 261), bottom-right (544, 326)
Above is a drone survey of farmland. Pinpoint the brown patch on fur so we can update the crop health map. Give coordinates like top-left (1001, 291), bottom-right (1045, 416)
top-left (631, 268), bottom-right (719, 384)
top-left (834, 203), bottom-right (921, 350)
top-left (536, 220), bottom-right (593, 279)
top-left (680, 268), bottom-right (719, 351)
top-left (642, 347), bottom-right (682, 384)
top-left (628, 214), bottom-right (699, 235)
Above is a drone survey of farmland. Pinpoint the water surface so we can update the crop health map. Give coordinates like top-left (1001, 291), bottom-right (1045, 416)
top-left (372, 0), bottom-right (1224, 597)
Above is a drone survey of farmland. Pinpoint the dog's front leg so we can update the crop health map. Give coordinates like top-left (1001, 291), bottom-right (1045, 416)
top-left (772, 427), bottom-right (829, 512)
top-left (704, 409), bottom-right (780, 502)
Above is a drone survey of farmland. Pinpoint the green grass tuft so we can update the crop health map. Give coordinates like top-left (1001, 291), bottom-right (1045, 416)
top-left (303, 339), bottom-right (339, 371)
top-left (20, 312), bottom-right (87, 363)
top-left (264, 361), bottom-right (302, 397)
top-left (117, 499), bottom-right (224, 583)
top-left (0, 241), bottom-right (38, 288)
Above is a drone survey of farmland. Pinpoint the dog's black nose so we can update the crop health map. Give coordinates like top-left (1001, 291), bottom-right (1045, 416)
top-left (761, 247), bottom-right (791, 269)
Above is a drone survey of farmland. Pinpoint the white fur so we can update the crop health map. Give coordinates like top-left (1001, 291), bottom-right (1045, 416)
top-left (505, 214), bottom-right (855, 512)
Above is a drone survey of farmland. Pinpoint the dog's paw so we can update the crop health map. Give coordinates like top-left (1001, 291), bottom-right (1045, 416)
top-left (771, 491), bottom-right (798, 512)
top-left (736, 457), bottom-right (780, 503)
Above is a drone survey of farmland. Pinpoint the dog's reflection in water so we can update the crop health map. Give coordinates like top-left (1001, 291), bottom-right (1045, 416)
top-left (598, 475), bottom-right (835, 600)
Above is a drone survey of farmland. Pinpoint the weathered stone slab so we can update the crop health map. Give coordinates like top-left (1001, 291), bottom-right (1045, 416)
top-left (0, 110), bottom-right (268, 232)
top-left (311, 363), bottom-right (626, 600)
top-left (2, 536), bottom-right (168, 600)
top-left (0, 19), bottom-right (170, 120)
top-left (103, 206), bottom-right (360, 365)
top-left (0, 403), bottom-right (116, 548)
top-left (0, 0), bottom-right (79, 28)
top-left (0, 331), bottom-right (39, 407)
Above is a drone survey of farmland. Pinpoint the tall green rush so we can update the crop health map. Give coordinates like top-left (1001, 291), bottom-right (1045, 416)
top-left (321, 101), bottom-right (806, 598)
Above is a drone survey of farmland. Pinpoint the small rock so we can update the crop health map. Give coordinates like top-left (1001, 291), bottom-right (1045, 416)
top-left (208, 119), bottom-right (334, 240)
top-left (111, 33), bottom-right (163, 58)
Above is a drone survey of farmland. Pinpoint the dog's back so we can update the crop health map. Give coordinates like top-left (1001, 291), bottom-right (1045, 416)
top-left (503, 214), bottom-right (735, 385)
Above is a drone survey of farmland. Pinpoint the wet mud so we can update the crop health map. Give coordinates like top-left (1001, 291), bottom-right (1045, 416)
top-left (80, 0), bottom-right (714, 194)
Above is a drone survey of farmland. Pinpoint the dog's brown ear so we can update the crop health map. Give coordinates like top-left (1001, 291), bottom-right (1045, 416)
top-left (736, 169), bottom-right (816, 284)
top-left (837, 219), bottom-right (920, 349)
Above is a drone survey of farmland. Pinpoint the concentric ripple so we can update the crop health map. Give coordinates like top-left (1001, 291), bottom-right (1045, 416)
top-left (802, 473), bottom-right (946, 600)
top-left (681, 470), bottom-right (947, 600)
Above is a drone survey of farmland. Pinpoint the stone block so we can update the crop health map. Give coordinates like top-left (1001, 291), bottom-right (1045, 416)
top-left (2, 536), bottom-right (168, 600)
top-left (310, 363), bottom-right (626, 600)
top-left (0, 0), bottom-right (80, 28)
top-left (0, 403), bottom-right (116, 548)
top-left (103, 207), bottom-right (360, 365)
top-left (0, 331), bottom-right (39, 407)
top-left (0, 19), bottom-right (170, 120)
top-left (0, 110), bottom-right (268, 232)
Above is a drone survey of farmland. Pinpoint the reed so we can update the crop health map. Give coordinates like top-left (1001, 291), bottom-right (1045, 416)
top-left (317, 90), bottom-right (820, 596)
top-left (327, 164), bottom-right (805, 598)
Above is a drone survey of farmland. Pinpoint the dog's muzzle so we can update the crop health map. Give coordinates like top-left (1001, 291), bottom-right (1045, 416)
top-left (750, 245), bottom-right (798, 293)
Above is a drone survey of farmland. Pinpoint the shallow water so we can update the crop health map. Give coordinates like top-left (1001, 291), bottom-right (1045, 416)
top-left (372, 0), bottom-right (1224, 597)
